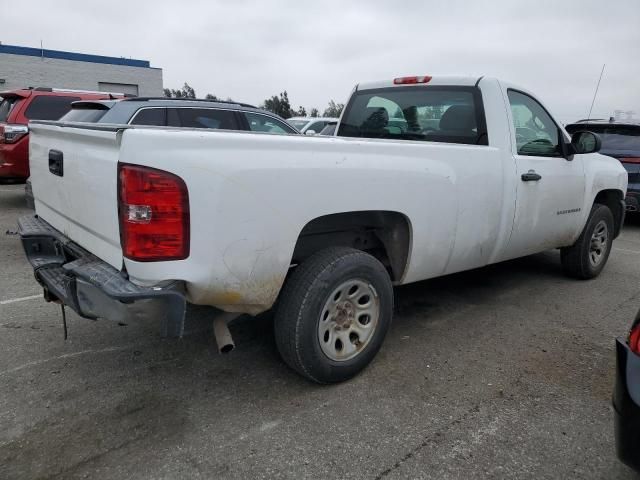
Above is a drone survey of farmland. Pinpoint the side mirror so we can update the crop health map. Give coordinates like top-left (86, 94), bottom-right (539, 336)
top-left (305, 130), bottom-right (316, 136)
top-left (570, 131), bottom-right (601, 154)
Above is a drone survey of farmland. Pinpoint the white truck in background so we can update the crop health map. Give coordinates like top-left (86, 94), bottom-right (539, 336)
top-left (19, 75), bottom-right (627, 383)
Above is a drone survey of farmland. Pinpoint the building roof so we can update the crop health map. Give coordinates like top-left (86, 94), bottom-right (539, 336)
top-left (0, 43), bottom-right (152, 68)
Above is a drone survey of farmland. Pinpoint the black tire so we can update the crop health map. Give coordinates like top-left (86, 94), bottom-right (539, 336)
top-left (561, 203), bottom-right (614, 279)
top-left (274, 247), bottom-right (393, 384)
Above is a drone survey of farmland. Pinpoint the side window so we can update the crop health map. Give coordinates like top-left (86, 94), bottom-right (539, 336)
top-left (175, 108), bottom-right (239, 130)
top-left (130, 108), bottom-right (167, 126)
top-left (507, 90), bottom-right (561, 157)
top-left (244, 112), bottom-right (295, 134)
top-left (24, 96), bottom-right (81, 120)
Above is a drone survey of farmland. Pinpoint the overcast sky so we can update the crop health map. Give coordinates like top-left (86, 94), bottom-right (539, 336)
top-left (3, 0), bottom-right (639, 123)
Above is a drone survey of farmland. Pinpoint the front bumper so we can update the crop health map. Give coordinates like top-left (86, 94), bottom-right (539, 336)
top-left (0, 136), bottom-right (29, 179)
top-left (18, 215), bottom-right (187, 337)
top-left (626, 188), bottom-right (639, 213)
top-left (613, 337), bottom-right (640, 472)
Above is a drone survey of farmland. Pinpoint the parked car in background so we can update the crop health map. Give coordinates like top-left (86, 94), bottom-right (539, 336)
top-left (19, 74), bottom-right (626, 383)
top-left (0, 87), bottom-right (123, 181)
top-left (566, 120), bottom-right (640, 213)
top-left (22, 97), bottom-right (300, 208)
top-left (59, 97), bottom-right (299, 134)
top-left (613, 309), bottom-right (640, 472)
top-left (287, 117), bottom-right (339, 135)
top-left (318, 121), bottom-right (337, 136)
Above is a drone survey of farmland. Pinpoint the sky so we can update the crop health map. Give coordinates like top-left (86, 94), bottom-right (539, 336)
top-left (2, 0), bottom-right (639, 123)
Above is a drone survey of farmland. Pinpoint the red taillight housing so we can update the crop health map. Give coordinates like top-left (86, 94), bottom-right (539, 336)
top-left (393, 75), bottom-right (432, 85)
top-left (630, 323), bottom-right (640, 355)
top-left (0, 124), bottom-right (29, 144)
top-left (118, 164), bottom-right (189, 261)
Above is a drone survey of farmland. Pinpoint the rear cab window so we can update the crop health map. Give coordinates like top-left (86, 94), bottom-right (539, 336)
top-left (0, 96), bottom-right (22, 122)
top-left (24, 95), bottom-right (82, 120)
top-left (338, 86), bottom-right (488, 145)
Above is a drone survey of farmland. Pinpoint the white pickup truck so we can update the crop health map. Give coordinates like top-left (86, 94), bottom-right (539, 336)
top-left (19, 75), bottom-right (627, 383)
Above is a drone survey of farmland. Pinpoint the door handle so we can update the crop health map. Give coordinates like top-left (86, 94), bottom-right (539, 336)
top-left (521, 170), bottom-right (541, 182)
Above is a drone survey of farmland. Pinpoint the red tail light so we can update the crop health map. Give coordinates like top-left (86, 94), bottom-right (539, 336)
top-left (630, 324), bottom-right (640, 354)
top-left (118, 164), bottom-right (189, 261)
top-left (393, 75), bottom-right (432, 85)
top-left (0, 124), bottom-right (29, 144)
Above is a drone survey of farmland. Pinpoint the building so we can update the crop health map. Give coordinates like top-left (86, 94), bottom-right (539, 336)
top-left (0, 43), bottom-right (162, 96)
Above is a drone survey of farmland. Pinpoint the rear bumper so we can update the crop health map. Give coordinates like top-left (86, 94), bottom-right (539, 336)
top-left (613, 337), bottom-right (640, 472)
top-left (18, 215), bottom-right (187, 337)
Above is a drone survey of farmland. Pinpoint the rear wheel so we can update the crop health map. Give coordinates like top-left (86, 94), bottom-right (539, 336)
top-left (561, 203), bottom-right (614, 279)
top-left (274, 247), bottom-right (393, 383)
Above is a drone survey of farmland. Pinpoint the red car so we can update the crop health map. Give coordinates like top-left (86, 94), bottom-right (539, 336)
top-left (0, 88), bottom-right (122, 181)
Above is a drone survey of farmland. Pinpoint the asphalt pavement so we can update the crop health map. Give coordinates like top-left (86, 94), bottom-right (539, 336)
top-left (1, 183), bottom-right (639, 480)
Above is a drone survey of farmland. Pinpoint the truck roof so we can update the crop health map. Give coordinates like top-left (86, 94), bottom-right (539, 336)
top-left (357, 75), bottom-right (483, 91)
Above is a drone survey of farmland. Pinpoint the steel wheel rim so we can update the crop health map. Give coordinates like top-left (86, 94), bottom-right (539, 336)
top-left (318, 279), bottom-right (380, 362)
top-left (589, 220), bottom-right (609, 267)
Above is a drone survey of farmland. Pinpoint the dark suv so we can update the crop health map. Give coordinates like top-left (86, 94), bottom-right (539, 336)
top-left (59, 97), bottom-right (299, 134)
top-left (566, 119), bottom-right (640, 212)
top-left (0, 87), bottom-right (122, 181)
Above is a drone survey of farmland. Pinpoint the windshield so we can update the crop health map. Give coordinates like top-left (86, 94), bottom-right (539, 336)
top-left (287, 119), bottom-right (309, 130)
top-left (59, 107), bottom-right (109, 123)
top-left (337, 87), bottom-right (486, 145)
top-left (0, 97), bottom-right (21, 122)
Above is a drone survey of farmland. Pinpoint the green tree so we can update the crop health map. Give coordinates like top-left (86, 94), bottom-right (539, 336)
top-left (262, 91), bottom-right (293, 119)
top-left (164, 82), bottom-right (197, 98)
top-left (205, 93), bottom-right (218, 100)
top-left (295, 106), bottom-right (307, 117)
top-left (310, 108), bottom-right (319, 118)
top-left (323, 100), bottom-right (344, 118)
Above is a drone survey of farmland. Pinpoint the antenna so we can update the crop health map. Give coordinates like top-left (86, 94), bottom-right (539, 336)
top-left (587, 64), bottom-right (605, 121)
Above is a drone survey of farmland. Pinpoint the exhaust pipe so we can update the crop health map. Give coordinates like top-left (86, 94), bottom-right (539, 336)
top-left (213, 313), bottom-right (238, 354)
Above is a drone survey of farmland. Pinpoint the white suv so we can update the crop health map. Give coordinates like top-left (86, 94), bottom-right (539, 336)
top-left (287, 117), bottom-right (339, 135)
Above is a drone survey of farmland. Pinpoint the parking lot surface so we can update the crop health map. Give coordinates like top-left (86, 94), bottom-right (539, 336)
top-left (1, 183), bottom-right (639, 479)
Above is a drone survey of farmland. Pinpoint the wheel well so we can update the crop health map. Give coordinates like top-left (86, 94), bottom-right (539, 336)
top-left (292, 211), bottom-right (411, 282)
top-left (594, 189), bottom-right (624, 237)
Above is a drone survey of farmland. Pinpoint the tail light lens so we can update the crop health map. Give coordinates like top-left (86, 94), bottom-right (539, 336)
top-left (118, 164), bottom-right (189, 261)
top-left (0, 124), bottom-right (29, 144)
top-left (630, 323), bottom-right (640, 355)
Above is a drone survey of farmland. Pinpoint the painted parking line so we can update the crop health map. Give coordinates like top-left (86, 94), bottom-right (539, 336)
top-left (0, 294), bottom-right (42, 305)
top-left (614, 247), bottom-right (640, 255)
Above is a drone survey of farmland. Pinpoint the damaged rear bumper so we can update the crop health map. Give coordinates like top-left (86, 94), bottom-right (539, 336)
top-left (18, 215), bottom-right (187, 337)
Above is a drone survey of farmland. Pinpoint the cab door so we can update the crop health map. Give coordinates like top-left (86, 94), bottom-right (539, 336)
top-left (501, 89), bottom-right (585, 260)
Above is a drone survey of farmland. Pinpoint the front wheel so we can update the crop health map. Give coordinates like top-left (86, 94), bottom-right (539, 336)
top-left (561, 203), bottom-right (614, 279)
top-left (274, 247), bottom-right (394, 383)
